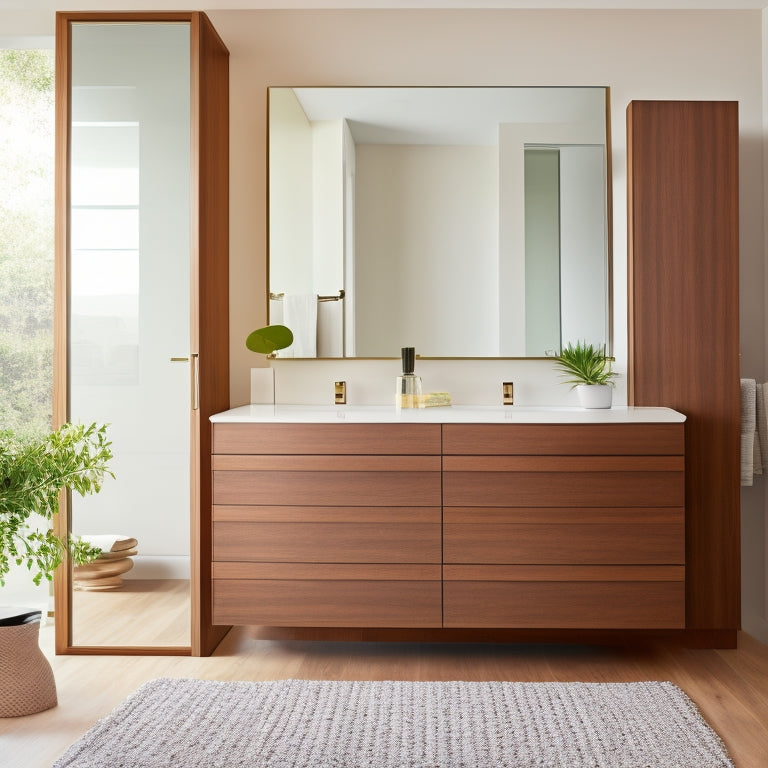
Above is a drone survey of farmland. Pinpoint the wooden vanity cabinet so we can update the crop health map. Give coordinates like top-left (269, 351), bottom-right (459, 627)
top-left (211, 418), bottom-right (685, 633)
top-left (211, 423), bottom-right (442, 627)
top-left (442, 423), bottom-right (686, 629)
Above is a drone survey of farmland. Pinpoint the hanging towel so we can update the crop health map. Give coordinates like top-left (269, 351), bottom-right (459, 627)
top-left (741, 378), bottom-right (756, 486)
top-left (317, 299), bottom-right (344, 358)
top-left (757, 382), bottom-right (768, 476)
top-left (282, 294), bottom-right (317, 358)
top-left (755, 383), bottom-right (765, 476)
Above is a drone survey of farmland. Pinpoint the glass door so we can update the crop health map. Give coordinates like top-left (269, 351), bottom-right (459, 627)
top-left (68, 22), bottom-right (191, 647)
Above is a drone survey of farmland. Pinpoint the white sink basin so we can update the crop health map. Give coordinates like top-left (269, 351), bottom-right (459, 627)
top-left (210, 404), bottom-right (685, 424)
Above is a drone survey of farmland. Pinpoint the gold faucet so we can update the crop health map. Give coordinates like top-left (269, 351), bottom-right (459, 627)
top-left (334, 381), bottom-right (346, 405)
top-left (503, 382), bottom-right (514, 406)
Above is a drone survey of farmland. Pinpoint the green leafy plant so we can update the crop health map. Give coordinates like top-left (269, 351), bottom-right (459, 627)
top-left (555, 341), bottom-right (617, 387)
top-left (0, 422), bottom-right (114, 586)
top-left (245, 324), bottom-right (294, 356)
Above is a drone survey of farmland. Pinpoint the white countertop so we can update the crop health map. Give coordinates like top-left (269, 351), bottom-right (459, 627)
top-left (210, 404), bottom-right (685, 424)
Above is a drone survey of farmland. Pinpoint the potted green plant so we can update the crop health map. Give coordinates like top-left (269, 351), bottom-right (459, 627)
top-left (555, 341), bottom-right (617, 409)
top-left (0, 421), bottom-right (113, 717)
top-left (245, 324), bottom-right (294, 357)
top-left (246, 325), bottom-right (294, 405)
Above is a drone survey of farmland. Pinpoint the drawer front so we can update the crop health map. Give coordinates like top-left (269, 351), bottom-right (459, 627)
top-left (213, 579), bottom-right (442, 627)
top-left (214, 521), bottom-right (442, 563)
top-left (213, 423), bottom-right (441, 455)
top-left (214, 470), bottom-right (442, 506)
top-left (443, 470), bottom-right (684, 508)
top-left (443, 571), bottom-right (685, 629)
top-left (443, 522), bottom-right (684, 565)
top-left (442, 423), bottom-right (684, 456)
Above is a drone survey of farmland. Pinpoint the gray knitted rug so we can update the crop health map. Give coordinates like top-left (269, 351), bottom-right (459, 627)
top-left (52, 678), bottom-right (734, 768)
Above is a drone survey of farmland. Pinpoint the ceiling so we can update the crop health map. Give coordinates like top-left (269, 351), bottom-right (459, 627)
top-left (5, 0), bottom-right (768, 11)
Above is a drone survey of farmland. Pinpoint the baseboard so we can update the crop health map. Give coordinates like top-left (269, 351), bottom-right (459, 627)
top-left (742, 615), bottom-right (768, 646)
top-left (123, 555), bottom-right (190, 580)
top-left (248, 626), bottom-right (739, 648)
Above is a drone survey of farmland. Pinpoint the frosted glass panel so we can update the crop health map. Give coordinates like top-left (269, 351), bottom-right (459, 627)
top-left (69, 22), bottom-right (191, 647)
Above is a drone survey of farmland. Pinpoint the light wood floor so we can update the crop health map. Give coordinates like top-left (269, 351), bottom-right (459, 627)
top-left (2, 627), bottom-right (768, 767)
top-left (71, 579), bottom-right (190, 647)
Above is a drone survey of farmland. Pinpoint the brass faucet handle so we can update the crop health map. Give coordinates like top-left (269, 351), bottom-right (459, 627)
top-left (334, 381), bottom-right (347, 405)
top-left (503, 382), bottom-right (514, 406)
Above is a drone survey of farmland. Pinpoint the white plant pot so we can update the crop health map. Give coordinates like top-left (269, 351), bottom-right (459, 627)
top-left (575, 384), bottom-right (612, 409)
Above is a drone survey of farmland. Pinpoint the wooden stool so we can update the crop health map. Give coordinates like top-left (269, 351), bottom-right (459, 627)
top-left (73, 536), bottom-right (138, 591)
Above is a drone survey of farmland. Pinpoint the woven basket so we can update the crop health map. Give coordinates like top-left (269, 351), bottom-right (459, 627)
top-left (0, 619), bottom-right (57, 717)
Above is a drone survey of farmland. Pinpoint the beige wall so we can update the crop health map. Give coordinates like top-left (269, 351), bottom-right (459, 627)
top-left (208, 8), bottom-right (763, 407)
top-left (2, 7), bottom-right (765, 638)
top-left (208, 8), bottom-right (765, 641)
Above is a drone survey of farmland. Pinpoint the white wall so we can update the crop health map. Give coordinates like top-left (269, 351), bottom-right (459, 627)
top-left (354, 143), bottom-right (498, 357)
top-left (312, 120), bottom-right (345, 296)
top-left (268, 87), bottom-right (314, 296)
top-left (559, 145), bottom-right (609, 349)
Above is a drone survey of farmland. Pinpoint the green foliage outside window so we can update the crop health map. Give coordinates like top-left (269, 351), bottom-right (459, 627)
top-left (0, 49), bottom-right (55, 439)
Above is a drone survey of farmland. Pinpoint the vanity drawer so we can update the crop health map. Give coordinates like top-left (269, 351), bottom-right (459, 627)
top-left (213, 423), bottom-right (441, 455)
top-left (443, 467), bottom-right (684, 508)
top-left (214, 519), bottom-right (442, 563)
top-left (442, 423), bottom-right (684, 456)
top-left (212, 563), bottom-right (442, 627)
top-left (214, 469), bottom-right (441, 506)
top-left (443, 507), bottom-right (684, 565)
top-left (443, 565), bottom-right (685, 628)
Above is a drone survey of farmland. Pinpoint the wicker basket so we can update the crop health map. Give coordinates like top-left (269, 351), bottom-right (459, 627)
top-left (0, 617), bottom-right (57, 717)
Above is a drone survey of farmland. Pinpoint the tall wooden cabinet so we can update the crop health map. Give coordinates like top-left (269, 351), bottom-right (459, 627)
top-left (627, 101), bottom-right (740, 645)
top-left (54, 12), bottom-right (229, 656)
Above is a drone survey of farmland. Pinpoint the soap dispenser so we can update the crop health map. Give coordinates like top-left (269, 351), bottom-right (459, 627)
top-left (395, 347), bottom-right (422, 409)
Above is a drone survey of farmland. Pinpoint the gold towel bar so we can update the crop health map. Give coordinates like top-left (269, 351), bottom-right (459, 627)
top-left (269, 289), bottom-right (345, 303)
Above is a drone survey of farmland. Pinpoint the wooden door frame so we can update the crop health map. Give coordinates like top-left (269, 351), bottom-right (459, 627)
top-left (53, 11), bottom-right (230, 657)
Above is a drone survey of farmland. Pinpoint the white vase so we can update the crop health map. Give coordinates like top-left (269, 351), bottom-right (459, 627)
top-left (575, 384), bottom-right (612, 409)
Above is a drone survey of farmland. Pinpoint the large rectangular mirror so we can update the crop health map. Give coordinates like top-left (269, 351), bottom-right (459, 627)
top-left (268, 86), bottom-right (611, 358)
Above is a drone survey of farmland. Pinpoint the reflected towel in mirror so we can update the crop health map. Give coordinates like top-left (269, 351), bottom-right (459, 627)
top-left (282, 294), bottom-right (317, 358)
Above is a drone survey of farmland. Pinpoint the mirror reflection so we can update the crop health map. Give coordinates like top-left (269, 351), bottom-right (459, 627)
top-left (269, 87), bottom-right (610, 358)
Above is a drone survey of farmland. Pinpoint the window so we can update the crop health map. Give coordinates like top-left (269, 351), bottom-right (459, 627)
top-left (0, 49), bottom-right (55, 438)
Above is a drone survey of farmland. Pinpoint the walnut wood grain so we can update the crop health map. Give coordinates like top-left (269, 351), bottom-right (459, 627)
top-left (443, 565), bottom-right (685, 581)
top-left (213, 470), bottom-right (441, 506)
top-left (443, 523), bottom-right (684, 565)
top-left (212, 563), bottom-right (441, 580)
top-left (213, 505), bottom-right (441, 523)
top-left (444, 506), bottom-right (684, 525)
top-left (54, 11), bottom-right (230, 658)
top-left (213, 580), bottom-right (443, 627)
top-left (212, 454), bottom-right (441, 471)
top-left (627, 100), bottom-right (740, 631)
top-left (442, 423), bottom-right (684, 455)
top-left (443, 581), bottom-right (685, 628)
top-left (442, 455), bottom-right (683, 472)
top-left (191, 10), bottom-right (231, 658)
top-left (213, 521), bottom-right (442, 563)
top-left (443, 471), bottom-right (684, 508)
top-left (213, 423), bottom-right (441, 455)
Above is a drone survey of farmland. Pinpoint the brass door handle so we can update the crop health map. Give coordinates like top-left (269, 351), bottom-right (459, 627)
top-left (170, 355), bottom-right (199, 410)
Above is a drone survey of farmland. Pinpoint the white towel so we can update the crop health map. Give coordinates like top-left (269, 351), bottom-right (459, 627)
top-left (755, 383), bottom-right (765, 476)
top-left (741, 378), bottom-right (756, 486)
top-left (282, 294), bottom-right (317, 358)
top-left (79, 534), bottom-right (137, 553)
top-left (317, 299), bottom-right (344, 358)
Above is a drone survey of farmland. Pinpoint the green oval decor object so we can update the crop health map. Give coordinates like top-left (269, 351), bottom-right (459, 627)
top-left (245, 325), bottom-right (294, 355)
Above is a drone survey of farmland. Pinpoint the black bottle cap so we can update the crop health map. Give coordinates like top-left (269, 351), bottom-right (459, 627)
top-left (401, 347), bottom-right (415, 375)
